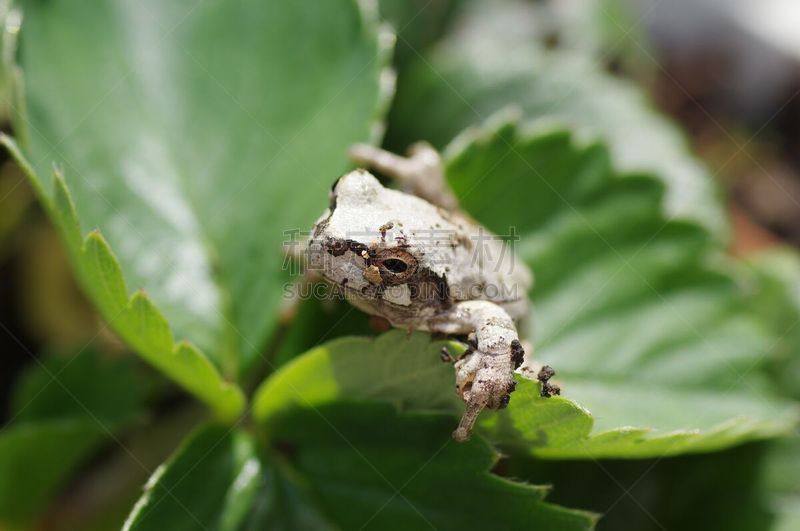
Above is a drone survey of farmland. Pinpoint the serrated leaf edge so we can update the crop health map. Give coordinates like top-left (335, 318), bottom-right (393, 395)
top-left (441, 117), bottom-right (800, 458)
top-left (0, 134), bottom-right (245, 421)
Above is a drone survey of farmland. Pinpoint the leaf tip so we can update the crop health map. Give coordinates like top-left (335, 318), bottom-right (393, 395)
top-left (128, 287), bottom-right (157, 313)
top-left (84, 228), bottom-right (105, 245)
top-left (174, 339), bottom-right (198, 355)
top-left (49, 166), bottom-right (82, 244)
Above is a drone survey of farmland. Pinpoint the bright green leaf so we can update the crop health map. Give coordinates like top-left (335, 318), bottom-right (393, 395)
top-left (2, 0), bottom-right (391, 414)
top-left (262, 402), bottom-right (597, 531)
top-left (123, 423), bottom-right (261, 531)
top-left (253, 332), bottom-right (459, 423)
top-left (252, 332), bottom-right (593, 450)
top-left (385, 0), bottom-right (726, 239)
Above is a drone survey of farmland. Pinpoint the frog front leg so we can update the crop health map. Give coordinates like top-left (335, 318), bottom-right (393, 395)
top-left (349, 142), bottom-right (459, 210)
top-left (429, 300), bottom-right (526, 442)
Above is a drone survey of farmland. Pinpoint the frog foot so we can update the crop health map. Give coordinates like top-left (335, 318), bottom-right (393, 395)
top-left (451, 341), bottom-right (522, 442)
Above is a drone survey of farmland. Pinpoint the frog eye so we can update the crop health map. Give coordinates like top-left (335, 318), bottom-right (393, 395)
top-left (382, 258), bottom-right (408, 273)
top-left (375, 249), bottom-right (417, 284)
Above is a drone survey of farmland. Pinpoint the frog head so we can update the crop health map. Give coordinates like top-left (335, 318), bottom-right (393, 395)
top-left (308, 170), bottom-right (449, 312)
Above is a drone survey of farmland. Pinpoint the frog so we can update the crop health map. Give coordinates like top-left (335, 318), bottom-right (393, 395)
top-left (308, 141), bottom-right (558, 442)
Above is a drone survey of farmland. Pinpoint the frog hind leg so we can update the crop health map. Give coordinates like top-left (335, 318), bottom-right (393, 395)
top-left (428, 300), bottom-right (529, 442)
top-left (349, 142), bottom-right (459, 210)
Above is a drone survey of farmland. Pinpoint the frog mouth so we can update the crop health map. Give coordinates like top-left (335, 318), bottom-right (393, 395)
top-left (333, 278), bottom-right (381, 300)
top-left (335, 280), bottom-right (414, 309)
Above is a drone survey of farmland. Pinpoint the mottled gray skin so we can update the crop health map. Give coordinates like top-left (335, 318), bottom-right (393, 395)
top-left (309, 143), bottom-right (533, 441)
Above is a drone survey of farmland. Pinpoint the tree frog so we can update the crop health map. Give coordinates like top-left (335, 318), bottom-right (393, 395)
top-left (308, 142), bottom-right (558, 441)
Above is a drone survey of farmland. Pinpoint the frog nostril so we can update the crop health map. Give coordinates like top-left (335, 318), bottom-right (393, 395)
top-left (382, 258), bottom-right (408, 273)
top-left (325, 239), bottom-right (348, 256)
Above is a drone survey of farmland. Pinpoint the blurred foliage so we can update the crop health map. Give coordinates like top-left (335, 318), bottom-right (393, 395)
top-left (0, 0), bottom-right (798, 529)
top-left (0, 350), bottom-right (144, 527)
top-left (744, 248), bottom-right (800, 401)
top-left (764, 436), bottom-right (800, 531)
top-left (0, 160), bottom-right (31, 257)
top-left (377, 0), bottom-right (462, 68)
top-left (15, 220), bottom-right (111, 349)
top-left (385, 0), bottom-right (727, 239)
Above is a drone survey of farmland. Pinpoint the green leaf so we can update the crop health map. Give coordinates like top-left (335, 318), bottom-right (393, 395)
top-left (253, 332), bottom-right (461, 423)
top-left (3, 0), bottom-right (391, 413)
top-left (239, 463), bottom-right (335, 531)
top-left (447, 119), bottom-right (798, 457)
top-left (130, 403), bottom-right (594, 530)
top-left (11, 349), bottom-right (142, 425)
top-left (262, 403), bottom-right (597, 531)
top-left (0, 350), bottom-right (144, 526)
top-left (756, 251), bottom-right (800, 530)
top-left (743, 248), bottom-right (800, 401)
top-left (0, 154), bottom-right (245, 419)
top-left (252, 332), bottom-right (595, 451)
top-left (508, 442), bottom-right (776, 531)
top-left (385, 0), bottom-right (726, 239)
top-left (0, 420), bottom-right (104, 526)
top-left (377, 0), bottom-right (462, 68)
top-left (123, 423), bottom-right (261, 531)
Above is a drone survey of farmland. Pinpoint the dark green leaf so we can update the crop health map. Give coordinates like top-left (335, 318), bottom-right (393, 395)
top-left (0, 420), bottom-right (104, 525)
top-left (0, 350), bottom-right (144, 526)
top-left (378, 0), bottom-right (462, 67)
top-left (239, 463), bottom-right (334, 531)
top-left (11, 349), bottom-right (142, 425)
top-left (263, 402), bottom-right (597, 531)
top-left (508, 443), bottom-right (776, 531)
top-left (123, 424), bottom-right (260, 531)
